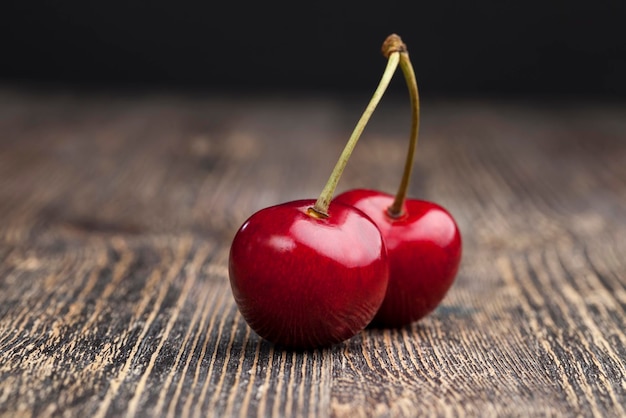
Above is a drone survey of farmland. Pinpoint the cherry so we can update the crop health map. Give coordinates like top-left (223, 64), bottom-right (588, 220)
top-left (229, 200), bottom-right (388, 349)
top-left (229, 36), bottom-right (407, 349)
top-left (334, 34), bottom-right (463, 328)
top-left (333, 190), bottom-right (461, 327)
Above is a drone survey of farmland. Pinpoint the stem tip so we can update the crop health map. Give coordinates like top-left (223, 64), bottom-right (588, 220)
top-left (382, 34), bottom-right (407, 58)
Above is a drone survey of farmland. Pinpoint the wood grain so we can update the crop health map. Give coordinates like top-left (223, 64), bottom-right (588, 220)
top-left (0, 88), bottom-right (625, 417)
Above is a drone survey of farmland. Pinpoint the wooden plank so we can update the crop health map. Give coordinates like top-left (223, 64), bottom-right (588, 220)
top-left (0, 89), bottom-right (624, 417)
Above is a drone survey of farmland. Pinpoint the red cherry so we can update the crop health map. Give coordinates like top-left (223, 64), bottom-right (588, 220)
top-left (229, 200), bottom-right (389, 349)
top-left (334, 189), bottom-right (462, 328)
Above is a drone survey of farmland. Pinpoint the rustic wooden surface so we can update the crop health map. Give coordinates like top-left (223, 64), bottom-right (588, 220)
top-left (0, 87), bottom-right (625, 417)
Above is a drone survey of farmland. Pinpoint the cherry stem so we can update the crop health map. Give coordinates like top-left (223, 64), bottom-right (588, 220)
top-left (310, 38), bottom-right (404, 218)
top-left (387, 50), bottom-right (420, 218)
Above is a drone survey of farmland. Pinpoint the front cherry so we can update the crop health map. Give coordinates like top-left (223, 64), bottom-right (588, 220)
top-left (229, 200), bottom-right (388, 349)
top-left (334, 190), bottom-right (461, 327)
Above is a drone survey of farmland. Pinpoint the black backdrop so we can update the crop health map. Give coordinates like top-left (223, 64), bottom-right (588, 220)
top-left (2, 1), bottom-right (625, 99)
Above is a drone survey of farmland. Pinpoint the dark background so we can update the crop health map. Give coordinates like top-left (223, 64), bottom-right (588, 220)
top-left (1, 1), bottom-right (625, 100)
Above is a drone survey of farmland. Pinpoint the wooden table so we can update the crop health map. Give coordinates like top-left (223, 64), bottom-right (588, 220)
top-left (1, 88), bottom-right (625, 417)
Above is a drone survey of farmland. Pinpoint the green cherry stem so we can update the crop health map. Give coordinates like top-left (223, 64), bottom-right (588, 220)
top-left (387, 38), bottom-right (420, 218)
top-left (310, 37), bottom-right (404, 218)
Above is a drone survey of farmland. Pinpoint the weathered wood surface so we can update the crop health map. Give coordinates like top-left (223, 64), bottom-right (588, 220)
top-left (0, 88), bottom-right (625, 417)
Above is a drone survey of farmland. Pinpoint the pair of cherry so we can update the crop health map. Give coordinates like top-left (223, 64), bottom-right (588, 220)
top-left (229, 35), bottom-right (462, 350)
